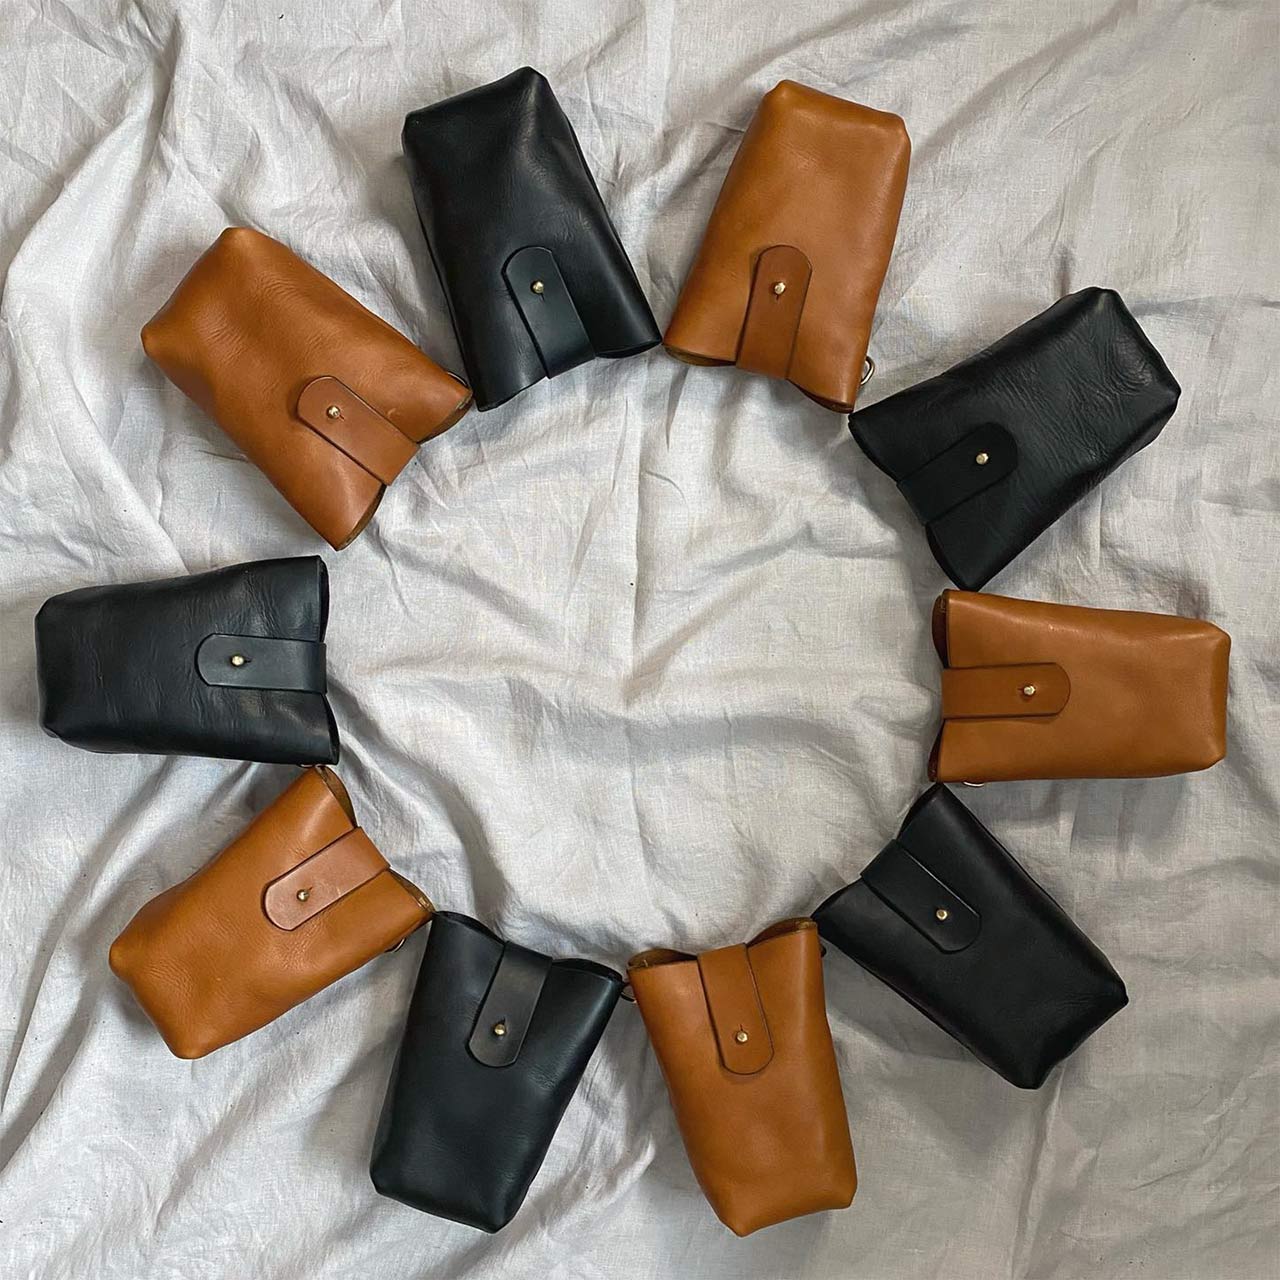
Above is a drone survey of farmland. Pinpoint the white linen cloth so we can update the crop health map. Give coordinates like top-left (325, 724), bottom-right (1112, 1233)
top-left (0, 2), bottom-right (1276, 1276)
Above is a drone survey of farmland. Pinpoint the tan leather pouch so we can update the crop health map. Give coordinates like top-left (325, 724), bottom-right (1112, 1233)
top-left (663, 81), bottom-right (909, 411)
top-left (931, 590), bottom-right (1231, 783)
top-left (109, 767), bottom-right (432, 1059)
top-left (142, 227), bottom-right (471, 549)
top-left (627, 918), bottom-right (856, 1236)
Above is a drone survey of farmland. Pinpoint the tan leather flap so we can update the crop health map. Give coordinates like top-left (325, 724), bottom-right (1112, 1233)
top-left (696, 943), bottom-right (774, 1075)
top-left (941, 663), bottom-right (1070, 719)
top-left (296, 376), bottom-right (418, 486)
top-left (262, 827), bottom-right (388, 930)
top-left (736, 244), bottom-right (812, 380)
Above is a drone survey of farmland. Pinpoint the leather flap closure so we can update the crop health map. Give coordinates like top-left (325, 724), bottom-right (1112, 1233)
top-left (861, 840), bottom-right (980, 953)
top-left (296, 376), bottom-right (418, 486)
top-left (736, 244), bottom-right (812, 381)
top-left (468, 941), bottom-right (552, 1068)
top-left (503, 245), bottom-right (594, 379)
top-left (696, 944), bottom-right (774, 1075)
top-left (941, 663), bottom-right (1070, 719)
top-left (897, 424), bottom-right (1018, 524)
top-left (263, 828), bottom-right (388, 930)
top-left (196, 633), bottom-right (327, 693)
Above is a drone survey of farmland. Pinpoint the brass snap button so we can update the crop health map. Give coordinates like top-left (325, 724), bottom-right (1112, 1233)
top-left (935, 907), bottom-right (949, 921)
top-left (975, 452), bottom-right (989, 466)
top-left (530, 280), bottom-right (545, 295)
top-left (229, 654), bottom-right (247, 667)
top-left (325, 404), bottom-right (342, 420)
top-left (734, 1029), bottom-right (749, 1044)
top-left (1022, 684), bottom-right (1037, 697)
top-left (771, 281), bottom-right (786, 296)
top-left (296, 888), bottom-right (310, 903)
top-left (492, 1021), bottom-right (508, 1037)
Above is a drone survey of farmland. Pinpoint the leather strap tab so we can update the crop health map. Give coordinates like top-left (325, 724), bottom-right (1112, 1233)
top-left (941, 663), bottom-right (1070, 719)
top-left (898, 424), bottom-right (1018, 524)
top-left (503, 246), bottom-right (594, 379)
top-left (696, 944), bottom-right (773, 1075)
top-left (296, 376), bottom-right (418, 486)
top-left (263, 828), bottom-right (388, 930)
top-left (468, 941), bottom-right (552, 1068)
top-left (861, 840), bottom-right (980, 953)
top-left (736, 244), bottom-right (812, 380)
top-left (196, 633), bottom-right (327, 693)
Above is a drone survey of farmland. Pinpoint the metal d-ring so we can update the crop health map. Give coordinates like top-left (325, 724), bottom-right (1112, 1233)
top-left (861, 355), bottom-right (876, 386)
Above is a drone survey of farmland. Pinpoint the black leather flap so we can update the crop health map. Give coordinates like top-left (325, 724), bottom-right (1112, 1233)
top-left (403, 70), bottom-right (659, 412)
top-left (503, 246), bottom-right (594, 379)
top-left (861, 839), bottom-right (980, 953)
top-left (897, 424), bottom-right (1018, 525)
top-left (468, 941), bottom-right (553, 1067)
top-left (195, 633), bottom-right (327, 693)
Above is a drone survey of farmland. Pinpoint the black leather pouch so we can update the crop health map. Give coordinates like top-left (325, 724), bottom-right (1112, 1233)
top-left (35, 556), bottom-right (338, 764)
top-left (402, 66), bottom-right (660, 411)
top-left (370, 912), bottom-right (624, 1232)
top-left (813, 785), bottom-right (1126, 1088)
top-left (849, 288), bottom-right (1180, 590)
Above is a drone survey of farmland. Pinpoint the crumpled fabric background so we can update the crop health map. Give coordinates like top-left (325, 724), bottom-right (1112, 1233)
top-left (1, 1), bottom-right (1277, 1277)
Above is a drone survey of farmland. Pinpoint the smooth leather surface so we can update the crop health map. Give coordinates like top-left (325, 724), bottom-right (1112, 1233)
top-left (262, 828), bottom-right (388, 931)
top-left (370, 913), bottom-right (623, 1233)
top-left (194, 633), bottom-right (327, 693)
top-left (295, 376), bottom-right (420, 486)
top-left (931, 590), bottom-right (1230, 781)
top-left (109, 768), bottom-right (432, 1059)
top-left (896, 423), bottom-right (1018, 523)
top-left (467, 941), bottom-right (552, 1068)
top-left (695, 944), bottom-right (774, 1075)
top-left (402, 67), bottom-right (660, 411)
top-left (939, 661), bottom-right (1070, 719)
top-left (502, 245), bottom-right (594, 378)
top-left (627, 919), bottom-right (856, 1237)
top-left (860, 840), bottom-right (981, 953)
top-left (735, 244), bottom-right (812, 380)
top-left (664, 81), bottom-right (909, 411)
top-left (814, 785), bottom-right (1128, 1088)
top-left (142, 227), bottom-right (471, 549)
top-left (850, 287), bottom-right (1181, 589)
top-left (36, 557), bottom-right (339, 764)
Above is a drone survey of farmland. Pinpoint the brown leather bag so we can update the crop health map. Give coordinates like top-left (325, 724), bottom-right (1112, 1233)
top-left (627, 918), bottom-right (856, 1236)
top-left (663, 81), bottom-right (909, 411)
top-left (931, 590), bottom-right (1231, 783)
top-left (109, 767), bottom-right (432, 1058)
top-left (142, 227), bottom-right (472, 549)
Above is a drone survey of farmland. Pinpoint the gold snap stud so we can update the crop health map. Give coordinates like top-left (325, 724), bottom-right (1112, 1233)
top-left (326, 404), bottom-right (341, 420)
top-left (229, 654), bottom-right (246, 667)
top-left (530, 280), bottom-right (545, 295)
top-left (1022, 684), bottom-right (1037, 697)
top-left (772, 280), bottom-right (786, 296)
top-left (492, 1021), bottom-right (508, 1037)
top-left (296, 888), bottom-right (310, 902)
top-left (735, 1029), bottom-right (749, 1044)
top-left (975, 452), bottom-right (989, 466)
top-left (935, 907), bottom-right (949, 921)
